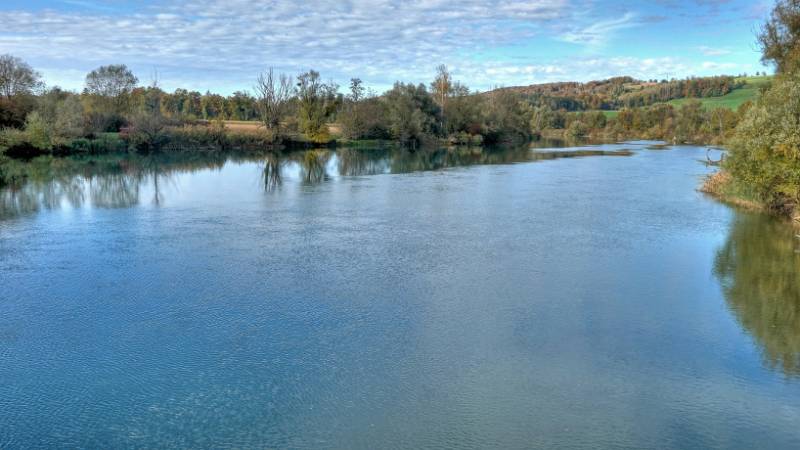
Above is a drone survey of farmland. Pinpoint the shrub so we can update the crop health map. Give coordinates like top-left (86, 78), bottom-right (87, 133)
top-left (24, 111), bottom-right (52, 150)
top-left (567, 120), bottom-right (589, 139)
top-left (726, 74), bottom-right (800, 213)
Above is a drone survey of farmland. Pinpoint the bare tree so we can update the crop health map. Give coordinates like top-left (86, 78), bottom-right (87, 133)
top-left (431, 64), bottom-right (453, 132)
top-left (0, 54), bottom-right (43, 99)
top-left (255, 68), bottom-right (293, 134)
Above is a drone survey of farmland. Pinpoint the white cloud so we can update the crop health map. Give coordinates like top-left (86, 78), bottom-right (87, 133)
top-left (558, 12), bottom-right (640, 47)
top-left (0, 1), bottom-right (759, 93)
top-left (701, 61), bottom-right (739, 71)
top-left (0, 0), bottom-right (574, 92)
top-left (698, 46), bottom-right (732, 56)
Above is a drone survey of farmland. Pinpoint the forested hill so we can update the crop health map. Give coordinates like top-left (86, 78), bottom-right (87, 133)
top-left (486, 75), bottom-right (747, 111)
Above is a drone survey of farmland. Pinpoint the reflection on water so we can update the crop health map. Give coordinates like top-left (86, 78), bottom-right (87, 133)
top-left (714, 213), bottom-right (800, 377)
top-left (262, 153), bottom-right (283, 192)
top-left (5, 142), bottom-right (798, 380)
top-left (4, 141), bottom-right (800, 448)
top-left (298, 149), bottom-right (332, 184)
top-left (1, 142), bottom-right (632, 219)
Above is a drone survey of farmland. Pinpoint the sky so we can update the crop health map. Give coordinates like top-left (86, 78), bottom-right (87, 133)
top-left (0, 0), bottom-right (775, 95)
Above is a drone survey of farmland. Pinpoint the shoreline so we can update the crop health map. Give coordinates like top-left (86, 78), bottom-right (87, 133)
top-left (700, 170), bottom-right (800, 226)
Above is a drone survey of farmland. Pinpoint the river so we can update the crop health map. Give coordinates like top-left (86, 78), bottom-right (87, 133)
top-left (1, 142), bottom-right (799, 449)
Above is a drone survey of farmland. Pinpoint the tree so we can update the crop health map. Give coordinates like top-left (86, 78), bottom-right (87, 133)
top-left (758, 0), bottom-right (800, 73)
top-left (727, 76), bottom-right (800, 212)
top-left (296, 70), bottom-right (330, 142)
top-left (53, 96), bottom-right (85, 139)
top-left (445, 84), bottom-right (485, 136)
top-left (24, 111), bottom-right (51, 150)
top-left (127, 79), bottom-right (170, 152)
top-left (85, 64), bottom-right (138, 98)
top-left (0, 54), bottom-right (42, 99)
top-left (530, 105), bottom-right (556, 135)
top-left (37, 88), bottom-right (84, 140)
top-left (349, 78), bottom-right (365, 103)
top-left (84, 64), bottom-right (138, 116)
top-left (0, 55), bottom-right (42, 127)
top-left (340, 78), bottom-right (367, 139)
top-left (383, 82), bottom-right (439, 145)
top-left (484, 89), bottom-right (533, 142)
top-left (431, 64), bottom-right (453, 130)
top-left (255, 68), bottom-right (293, 134)
top-left (226, 91), bottom-right (257, 121)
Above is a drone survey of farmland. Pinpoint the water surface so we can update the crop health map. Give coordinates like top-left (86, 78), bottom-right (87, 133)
top-left (1, 142), bottom-right (799, 449)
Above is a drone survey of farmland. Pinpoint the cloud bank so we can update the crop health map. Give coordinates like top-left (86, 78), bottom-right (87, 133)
top-left (0, 0), bottom-right (765, 93)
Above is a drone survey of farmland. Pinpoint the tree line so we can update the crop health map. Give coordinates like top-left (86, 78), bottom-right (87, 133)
top-left (491, 75), bottom-right (743, 112)
top-left (0, 51), bottom-right (760, 187)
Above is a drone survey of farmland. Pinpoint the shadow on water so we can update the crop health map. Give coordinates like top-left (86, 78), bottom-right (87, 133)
top-left (0, 142), bottom-right (633, 219)
top-left (714, 212), bottom-right (800, 377)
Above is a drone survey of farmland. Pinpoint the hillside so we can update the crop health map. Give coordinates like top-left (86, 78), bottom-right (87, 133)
top-left (667, 76), bottom-right (771, 110)
top-left (488, 75), bottom-right (768, 112)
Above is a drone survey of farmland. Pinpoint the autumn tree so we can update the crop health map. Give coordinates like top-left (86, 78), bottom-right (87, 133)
top-left (758, 0), bottom-right (800, 73)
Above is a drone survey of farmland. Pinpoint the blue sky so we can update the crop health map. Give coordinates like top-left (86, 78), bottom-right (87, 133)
top-left (0, 0), bottom-right (774, 95)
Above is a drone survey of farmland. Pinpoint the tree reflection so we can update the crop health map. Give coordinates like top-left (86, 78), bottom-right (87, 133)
top-left (336, 148), bottom-right (389, 176)
top-left (0, 153), bottom-right (221, 219)
top-left (298, 149), bottom-right (331, 184)
top-left (1, 143), bottom-right (635, 218)
top-left (263, 153), bottom-right (283, 192)
top-left (714, 213), bottom-right (800, 377)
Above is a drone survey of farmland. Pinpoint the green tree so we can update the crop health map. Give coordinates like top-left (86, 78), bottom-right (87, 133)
top-left (84, 64), bottom-right (138, 115)
top-left (726, 75), bottom-right (800, 212)
top-left (758, 0), bottom-right (800, 73)
top-left (383, 82), bottom-right (439, 145)
top-left (24, 111), bottom-right (51, 150)
top-left (296, 70), bottom-right (330, 142)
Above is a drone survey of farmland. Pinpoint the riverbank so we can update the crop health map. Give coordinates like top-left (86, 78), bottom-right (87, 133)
top-left (701, 170), bottom-right (800, 225)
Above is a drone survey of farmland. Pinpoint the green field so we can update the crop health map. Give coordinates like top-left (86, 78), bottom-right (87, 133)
top-left (667, 76), bottom-right (772, 110)
top-left (592, 76), bottom-right (772, 117)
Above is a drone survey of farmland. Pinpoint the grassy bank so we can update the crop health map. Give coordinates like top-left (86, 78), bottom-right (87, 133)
top-left (701, 170), bottom-right (800, 226)
top-left (668, 76), bottom-right (771, 110)
top-left (700, 171), bottom-right (764, 210)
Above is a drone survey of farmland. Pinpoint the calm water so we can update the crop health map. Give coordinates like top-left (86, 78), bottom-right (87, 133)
top-left (1, 142), bottom-right (799, 449)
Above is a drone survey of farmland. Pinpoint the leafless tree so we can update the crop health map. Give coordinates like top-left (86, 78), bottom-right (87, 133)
top-left (431, 64), bottom-right (453, 131)
top-left (255, 68), bottom-right (293, 134)
top-left (0, 54), bottom-right (42, 99)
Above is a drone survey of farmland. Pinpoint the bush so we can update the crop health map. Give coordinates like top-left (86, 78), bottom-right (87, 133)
top-left (65, 134), bottom-right (127, 155)
top-left (24, 111), bottom-right (52, 150)
top-left (726, 74), bottom-right (800, 213)
top-left (0, 128), bottom-right (27, 151)
top-left (567, 120), bottom-right (589, 139)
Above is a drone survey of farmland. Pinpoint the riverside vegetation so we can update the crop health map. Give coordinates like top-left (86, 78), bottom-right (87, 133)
top-left (1, 1), bottom-right (797, 221)
top-left (702, 0), bottom-right (800, 222)
top-left (0, 49), bottom-right (773, 188)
